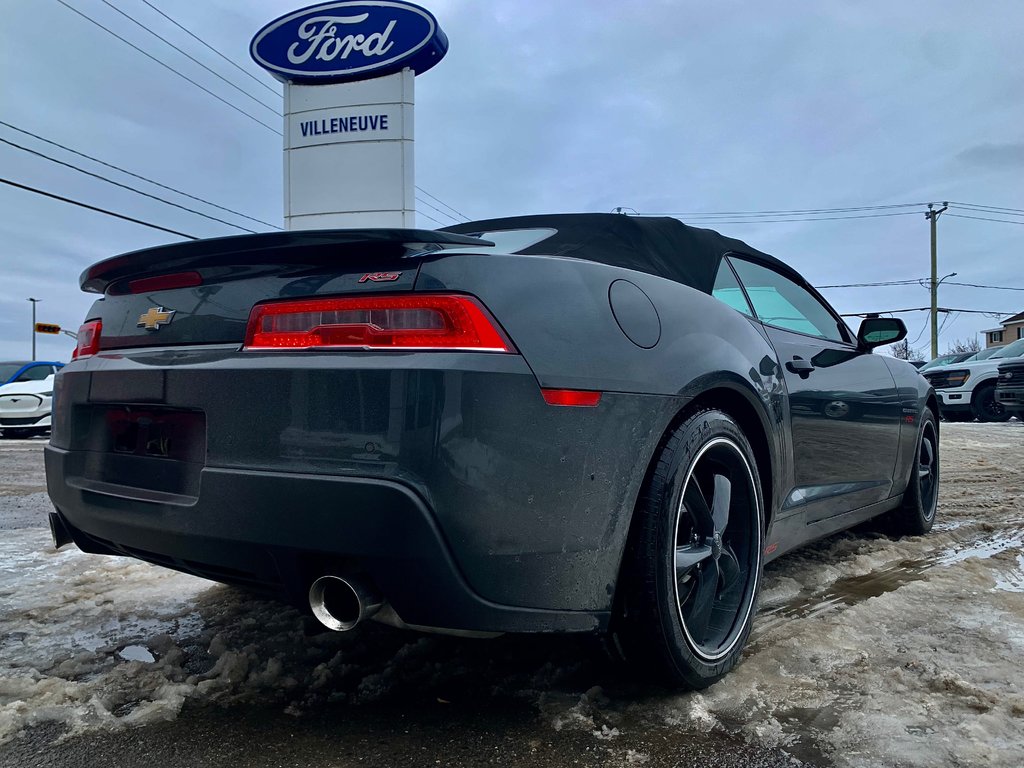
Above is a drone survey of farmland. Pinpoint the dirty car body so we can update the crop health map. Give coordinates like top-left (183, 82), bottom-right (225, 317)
top-left (45, 214), bottom-right (937, 685)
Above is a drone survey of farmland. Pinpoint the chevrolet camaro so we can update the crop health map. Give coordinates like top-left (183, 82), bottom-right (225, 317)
top-left (44, 214), bottom-right (939, 688)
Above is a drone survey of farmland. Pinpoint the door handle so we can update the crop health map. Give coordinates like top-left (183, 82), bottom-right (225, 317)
top-left (786, 357), bottom-right (815, 376)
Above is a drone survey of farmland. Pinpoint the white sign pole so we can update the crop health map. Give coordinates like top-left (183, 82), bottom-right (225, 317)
top-left (283, 69), bottom-right (415, 230)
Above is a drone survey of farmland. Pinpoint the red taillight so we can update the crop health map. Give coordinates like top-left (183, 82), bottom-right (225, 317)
top-left (72, 319), bottom-right (102, 359)
top-left (540, 388), bottom-right (602, 407)
top-left (128, 271), bottom-right (202, 294)
top-left (243, 295), bottom-right (513, 352)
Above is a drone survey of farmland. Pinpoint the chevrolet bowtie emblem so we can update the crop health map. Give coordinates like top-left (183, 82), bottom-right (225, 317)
top-left (138, 307), bottom-right (176, 330)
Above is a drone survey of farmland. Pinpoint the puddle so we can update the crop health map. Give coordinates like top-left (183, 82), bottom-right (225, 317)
top-left (752, 526), bottom-right (1024, 645)
top-left (993, 553), bottom-right (1024, 593)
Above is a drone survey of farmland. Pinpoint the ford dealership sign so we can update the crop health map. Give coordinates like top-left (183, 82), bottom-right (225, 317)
top-left (250, 1), bottom-right (447, 84)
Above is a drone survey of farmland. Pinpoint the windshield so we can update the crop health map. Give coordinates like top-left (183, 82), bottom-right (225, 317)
top-left (963, 348), bottom-right (999, 362)
top-left (0, 363), bottom-right (30, 382)
top-left (992, 338), bottom-right (1024, 359)
top-left (920, 354), bottom-right (963, 371)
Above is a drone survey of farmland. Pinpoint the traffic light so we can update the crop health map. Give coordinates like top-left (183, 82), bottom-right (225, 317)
top-left (34, 322), bottom-right (61, 335)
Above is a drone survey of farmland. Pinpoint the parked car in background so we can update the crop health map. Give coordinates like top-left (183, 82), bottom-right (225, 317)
top-left (44, 214), bottom-right (939, 690)
top-left (0, 374), bottom-right (56, 438)
top-left (0, 361), bottom-right (64, 386)
top-left (995, 359), bottom-right (1024, 418)
top-left (922, 338), bottom-right (1024, 421)
top-left (919, 352), bottom-right (973, 372)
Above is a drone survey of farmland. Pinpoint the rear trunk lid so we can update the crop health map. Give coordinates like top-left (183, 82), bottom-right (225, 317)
top-left (80, 229), bottom-right (491, 350)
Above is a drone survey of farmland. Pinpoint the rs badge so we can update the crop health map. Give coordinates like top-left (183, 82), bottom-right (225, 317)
top-left (138, 307), bottom-right (176, 331)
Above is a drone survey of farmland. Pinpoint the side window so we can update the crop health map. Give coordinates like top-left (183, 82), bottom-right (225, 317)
top-left (17, 365), bottom-right (52, 382)
top-left (730, 258), bottom-right (849, 343)
top-left (712, 260), bottom-right (754, 315)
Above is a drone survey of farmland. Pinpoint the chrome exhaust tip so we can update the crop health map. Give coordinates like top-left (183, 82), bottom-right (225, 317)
top-left (308, 575), bottom-right (382, 632)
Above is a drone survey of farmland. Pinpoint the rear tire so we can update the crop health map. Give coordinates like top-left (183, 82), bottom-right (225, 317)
top-left (612, 409), bottom-right (764, 690)
top-left (888, 409), bottom-right (939, 536)
top-left (972, 383), bottom-right (1010, 422)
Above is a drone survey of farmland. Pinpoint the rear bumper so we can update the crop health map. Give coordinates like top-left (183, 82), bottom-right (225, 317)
top-left (44, 347), bottom-right (684, 634)
top-left (46, 448), bottom-right (601, 633)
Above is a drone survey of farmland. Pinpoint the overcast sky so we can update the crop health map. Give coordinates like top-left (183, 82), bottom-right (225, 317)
top-left (1, 0), bottom-right (1022, 362)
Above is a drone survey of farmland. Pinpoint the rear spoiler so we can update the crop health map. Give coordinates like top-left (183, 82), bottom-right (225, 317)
top-left (79, 229), bottom-right (493, 294)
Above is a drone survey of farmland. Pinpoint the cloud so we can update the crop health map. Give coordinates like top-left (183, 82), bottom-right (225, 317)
top-left (956, 143), bottom-right (1024, 168)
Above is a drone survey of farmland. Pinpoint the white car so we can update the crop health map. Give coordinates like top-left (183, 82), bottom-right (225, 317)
top-left (0, 374), bottom-right (56, 438)
top-left (921, 338), bottom-right (1024, 422)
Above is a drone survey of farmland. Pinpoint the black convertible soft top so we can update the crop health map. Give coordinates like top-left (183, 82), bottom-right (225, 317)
top-left (444, 213), bottom-right (799, 294)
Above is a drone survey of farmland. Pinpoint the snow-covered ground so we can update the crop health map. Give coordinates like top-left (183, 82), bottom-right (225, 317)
top-left (1, 424), bottom-right (1022, 766)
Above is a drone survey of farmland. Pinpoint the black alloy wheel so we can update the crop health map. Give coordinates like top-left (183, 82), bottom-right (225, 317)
top-left (613, 409), bottom-right (764, 689)
top-left (972, 384), bottom-right (1011, 422)
top-left (673, 438), bottom-right (759, 662)
top-left (890, 408), bottom-right (940, 536)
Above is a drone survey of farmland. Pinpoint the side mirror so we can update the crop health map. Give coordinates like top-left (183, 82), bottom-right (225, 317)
top-left (857, 317), bottom-right (907, 349)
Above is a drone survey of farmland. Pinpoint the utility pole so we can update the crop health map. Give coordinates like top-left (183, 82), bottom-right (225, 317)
top-left (27, 298), bottom-right (41, 361)
top-left (925, 202), bottom-right (949, 358)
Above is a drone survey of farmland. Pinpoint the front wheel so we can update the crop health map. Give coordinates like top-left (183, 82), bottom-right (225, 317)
top-left (612, 409), bottom-right (764, 689)
top-left (972, 384), bottom-right (1010, 422)
top-left (888, 408), bottom-right (940, 536)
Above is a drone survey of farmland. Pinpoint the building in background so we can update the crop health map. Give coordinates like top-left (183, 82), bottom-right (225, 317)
top-left (982, 311), bottom-right (1024, 347)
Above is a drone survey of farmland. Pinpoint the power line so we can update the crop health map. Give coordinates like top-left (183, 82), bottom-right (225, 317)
top-left (947, 213), bottom-right (1024, 226)
top-left (819, 279), bottom-right (924, 288)
top-left (634, 202), bottom-right (930, 217)
top-left (949, 200), bottom-right (1024, 215)
top-left (0, 135), bottom-right (258, 233)
top-left (840, 306), bottom-right (1014, 317)
top-left (137, 0), bottom-right (280, 97)
top-left (415, 186), bottom-right (470, 221)
top-left (907, 312), bottom-right (932, 346)
top-left (415, 194), bottom-right (462, 225)
top-left (944, 281), bottom-right (1024, 291)
top-left (416, 208), bottom-right (449, 227)
top-left (820, 278), bottom-right (1024, 292)
top-left (652, 211), bottom-right (923, 224)
top-left (97, 0), bottom-right (279, 114)
top-left (55, 0), bottom-right (282, 135)
top-left (0, 119), bottom-right (280, 229)
top-left (0, 176), bottom-right (198, 239)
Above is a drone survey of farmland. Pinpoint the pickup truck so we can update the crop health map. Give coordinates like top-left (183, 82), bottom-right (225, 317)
top-left (921, 338), bottom-right (1024, 421)
top-left (996, 357), bottom-right (1024, 418)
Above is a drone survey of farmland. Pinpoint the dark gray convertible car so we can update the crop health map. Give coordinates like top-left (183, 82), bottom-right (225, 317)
top-left (45, 214), bottom-right (939, 689)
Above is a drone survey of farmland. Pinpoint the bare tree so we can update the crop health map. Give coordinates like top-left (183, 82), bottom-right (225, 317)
top-left (946, 337), bottom-right (982, 354)
top-left (890, 338), bottom-right (924, 361)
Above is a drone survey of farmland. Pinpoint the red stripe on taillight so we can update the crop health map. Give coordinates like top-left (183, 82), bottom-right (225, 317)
top-left (128, 271), bottom-right (203, 294)
top-left (72, 319), bottom-right (102, 359)
top-left (243, 294), bottom-right (514, 352)
top-left (541, 389), bottom-right (602, 407)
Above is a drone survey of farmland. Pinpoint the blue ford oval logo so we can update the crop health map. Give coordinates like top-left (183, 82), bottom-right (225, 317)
top-left (250, 1), bottom-right (448, 84)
